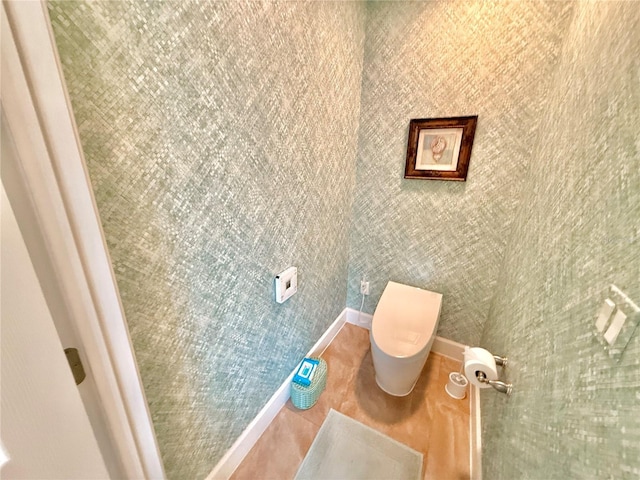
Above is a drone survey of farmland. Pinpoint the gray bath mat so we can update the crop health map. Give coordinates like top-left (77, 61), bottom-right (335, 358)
top-left (294, 409), bottom-right (422, 480)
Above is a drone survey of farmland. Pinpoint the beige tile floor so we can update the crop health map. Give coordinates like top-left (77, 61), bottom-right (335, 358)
top-left (231, 323), bottom-right (470, 480)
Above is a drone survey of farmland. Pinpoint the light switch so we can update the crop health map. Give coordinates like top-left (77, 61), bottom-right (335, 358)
top-left (595, 298), bottom-right (616, 332)
top-left (275, 267), bottom-right (297, 303)
top-left (596, 285), bottom-right (640, 361)
top-left (604, 309), bottom-right (627, 345)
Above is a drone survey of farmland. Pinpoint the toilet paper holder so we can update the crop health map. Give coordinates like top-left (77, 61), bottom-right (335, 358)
top-left (476, 371), bottom-right (512, 395)
top-left (492, 355), bottom-right (508, 367)
top-left (476, 354), bottom-right (512, 396)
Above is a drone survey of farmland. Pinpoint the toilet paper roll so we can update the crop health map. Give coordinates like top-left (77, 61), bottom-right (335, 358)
top-left (463, 347), bottom-right (498, 389)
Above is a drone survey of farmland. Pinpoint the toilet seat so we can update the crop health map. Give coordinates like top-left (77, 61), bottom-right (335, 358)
top-left (371, 281), bottom-right (442, 358)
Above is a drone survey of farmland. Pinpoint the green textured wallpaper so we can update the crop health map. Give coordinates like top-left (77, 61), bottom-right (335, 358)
top-left (347, 0), bottom-right (573, 346)
top-left (48, 1), bottom-right (365, 478)
top-left (480, 1), bottom-right (640, 478)
top-left (47, 0), bottom-right (639, 478)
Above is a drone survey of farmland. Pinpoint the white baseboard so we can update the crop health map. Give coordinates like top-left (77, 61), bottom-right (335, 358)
top-left (345, 307), bottom-right (372, 329)
top-left (432, 336), bottom-right (466, 362)
top-left (205, 309), bottom-right (348, 480)
top-left (470, 385), bottom-right (482, 480)
top-left (345, 308), bottom-right (467, 362)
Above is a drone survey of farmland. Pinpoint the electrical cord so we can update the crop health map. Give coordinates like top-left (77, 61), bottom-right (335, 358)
top-left (357, 290), bottom-right (366, 324)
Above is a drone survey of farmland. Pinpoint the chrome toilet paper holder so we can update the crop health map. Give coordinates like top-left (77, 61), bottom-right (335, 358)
top-left (492, 354), bottom-right (507, 367)
top-left (476, 355), bottom-right (512, 396)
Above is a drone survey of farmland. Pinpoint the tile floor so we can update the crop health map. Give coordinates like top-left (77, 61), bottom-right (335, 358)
top-left (231, 323), bottom-right (470, 480)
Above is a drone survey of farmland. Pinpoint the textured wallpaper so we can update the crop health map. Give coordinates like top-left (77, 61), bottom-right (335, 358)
top-left (46, 0), bottom-right (640, 478)
top-left (347, 1), bottom-right (573, 346)
top-left (48, 1), bottom-right (365, 478)
top-left (480, 2), bottom-right (640, 478)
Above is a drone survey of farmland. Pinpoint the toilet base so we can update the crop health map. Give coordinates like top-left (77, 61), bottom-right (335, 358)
top-left (375, 375), bottom-right (419, 397)
top-left (370, 330), bottom-right (434, 398)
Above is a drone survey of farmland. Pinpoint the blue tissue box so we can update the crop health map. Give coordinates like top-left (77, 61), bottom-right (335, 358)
top-left (293, 358), bottom-right (319, 386)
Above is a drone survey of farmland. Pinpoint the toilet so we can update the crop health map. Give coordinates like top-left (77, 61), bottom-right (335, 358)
top-left (370, 281), bottom-right (443, 396)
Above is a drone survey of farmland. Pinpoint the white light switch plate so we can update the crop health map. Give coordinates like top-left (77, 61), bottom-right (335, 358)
top-left (275, 267), bottom-right (297, 304)
top-left (604, 309), bottom-right (627, 345)
top-left (595, 285), bottom-right (640, 361)
top-left (595, 298), bottom-right (616, 333)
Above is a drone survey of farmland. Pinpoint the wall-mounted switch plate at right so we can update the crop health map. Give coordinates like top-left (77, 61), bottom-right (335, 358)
top-left (594, 285), bottom-right (640, 361)
top-left (603, 309), bottom-right (627, 345)
top-left (595, 298), bottom-right (616, 333)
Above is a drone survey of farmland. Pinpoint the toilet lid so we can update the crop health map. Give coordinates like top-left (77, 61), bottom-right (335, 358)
top-left (371, 281), bottom-right (442, 358)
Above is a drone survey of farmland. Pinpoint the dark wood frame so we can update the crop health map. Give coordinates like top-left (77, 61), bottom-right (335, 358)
top-left (404, 116), bottom-right (478, 181)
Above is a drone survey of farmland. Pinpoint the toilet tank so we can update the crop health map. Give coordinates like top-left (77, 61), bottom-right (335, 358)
top-left (372, 281), bottom-right (443, 358)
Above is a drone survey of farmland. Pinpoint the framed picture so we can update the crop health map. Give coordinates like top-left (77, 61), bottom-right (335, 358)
top-left (404, 116), bottom-right (478, 181)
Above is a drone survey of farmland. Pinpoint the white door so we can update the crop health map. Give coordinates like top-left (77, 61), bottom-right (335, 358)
top-left (2, 2), bottom-right (164, 477)
top-left (1, 183), bottom-right (110, 479)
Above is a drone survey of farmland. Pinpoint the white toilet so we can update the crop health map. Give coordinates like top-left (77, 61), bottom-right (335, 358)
top-left (370, 281), bottom-right (443, 396)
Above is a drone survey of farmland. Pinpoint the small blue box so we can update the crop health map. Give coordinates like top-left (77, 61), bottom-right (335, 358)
top-left (293, 358), bottom-right (319, 386)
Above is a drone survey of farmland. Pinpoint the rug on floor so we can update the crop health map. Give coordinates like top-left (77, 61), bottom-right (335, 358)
top-left (294, 409), bottom-right (422, 480)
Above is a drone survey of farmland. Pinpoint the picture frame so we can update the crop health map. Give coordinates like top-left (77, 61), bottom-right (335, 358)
top-left (404, 116), bottom-right (478, 181)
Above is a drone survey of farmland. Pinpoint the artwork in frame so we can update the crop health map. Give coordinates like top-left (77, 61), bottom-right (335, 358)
top-left (404, 116), bottom-right (478, 181)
